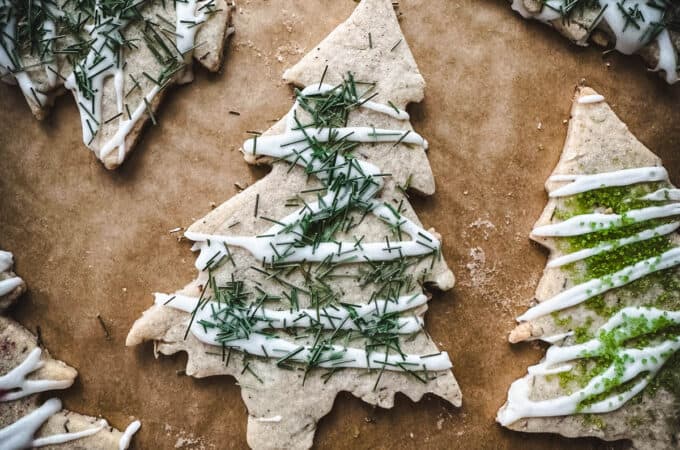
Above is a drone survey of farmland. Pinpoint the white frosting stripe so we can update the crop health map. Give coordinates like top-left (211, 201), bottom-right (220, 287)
top-left (243, 127), bottom-right (427, 155)
top-left (158, 289), bottom-right (453, 370)
top-left (0, 9), bottom-right (48, 108)
top-left (176, 0), bottom-right (209, 83)
top-left (119, 420), bottom-right (141, 450)
top-left (291, 84), bottom-right (410, 122)
top-left (0, 348), bottom-right (74, 402)
top-left (532, 204), bottom-right (680, 237)
top-left (0, 276), bottom-right (23, 297)
top-left (32, 420), bottom-right (107, 447)
top-left (156, 292), bottom-right (427, 334)
top-left (643, 188), bottom-right (680, 202)
top-left (0, 250), bottom-right (14, 272)
top-left (547, 222), bottom-right (680, 268)
top-left (548, 167), bottom-right (668, 197)
top-left (518, 247), bottom-right (680, 321)
top-left (97, 85), bottom-right (162, 162)
top-left (188, 216), bottom-right (438, 267)
top-left (576, 94), bottom-right (605, 104)
top-left (176, 316), bottom-right (452, 371)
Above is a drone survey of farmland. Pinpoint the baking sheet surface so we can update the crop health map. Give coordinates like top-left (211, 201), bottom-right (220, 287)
top-left (1, 1), bottom-right (679, 448)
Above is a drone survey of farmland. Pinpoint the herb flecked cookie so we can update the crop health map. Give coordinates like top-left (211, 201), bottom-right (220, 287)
top-left (498, 87), bottom-right (680, 449)
top-left (510, 1), bottom-right (680, 84)
top-left (127, 0), bottom-right (461, 448)
top-left (0, 249), bottom-right (141, 449)
top-left (0, 0), bottom-right (233, 169)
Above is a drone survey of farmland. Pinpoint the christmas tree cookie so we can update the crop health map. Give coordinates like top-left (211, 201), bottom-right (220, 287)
top-left (127, 0), bottom-right (461, 448)
top-left (509, 1), bottom-right (680, 84)
top-left (498, 87), bottom-right (680, 448)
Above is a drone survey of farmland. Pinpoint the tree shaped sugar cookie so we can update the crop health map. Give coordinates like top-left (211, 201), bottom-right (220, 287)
top-left (127, 0), bottom-right (461, 448)
top-left (498, 87), bottom-right (680, 448)
top-left (0, 0), bottom-right (232, 169)
top-left (1, 248), bottom-right (141, 449)
top-left (510, 1), bottom-right (680, 84)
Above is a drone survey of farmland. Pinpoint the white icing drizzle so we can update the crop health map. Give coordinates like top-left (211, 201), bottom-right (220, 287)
top-left (0, 250), bottom-right (14, 272)
top-left (654, 29), bottom-right (679, 84)
top-left (0, 3), bottom-right (46, 107)
top-left (547, 222), bottom-right (680, 268)
top-left (41, 10), bottom-right (62, 92)
top-left (540, 331), bottom-right (573, 344)
top-left (288, 84), bottom-right (411, 123)
top-left (97, 85), bottom-right (162, 162)
top-left (0, 276), bottom-right (23, 297)
top-left (161, 291), bottom-right (451, 371)
top-left (156, 292), bottom-right (427, 334)
top-left (32, 419), bottom-right (107, 447)
top-left (64, 2), bottom-right (130, 161)
top-left (511, 1), bottom-right (679, 83)
top-left (0, 398), bottom-right (107, 449)
top-left (577, 94), bottom-right (605, 104)
top-left (518, 247), bottom-right (680, 321)
top-left (548, 167), bottom-right (668, 198)
top-left (175, 0), bottom-right (211, 84)
top-left (499, 307), bottom-right (680, 425)
top-left (118, 420), bottom-right (141, 450)
top-left (0, 1), bottom-right (63, 98)
top-left (532, 203), bottom-right (680, 237)
top-left (643, 188), bottom-right (680, 202)
top-left (0, 348), bottom-right (73, 402)
top-left (254, 415), bottom-right (282, 423)
top-left (170, 305), bottom-right (450, 371)
top-left (0, 14), bottom-right (47, 107)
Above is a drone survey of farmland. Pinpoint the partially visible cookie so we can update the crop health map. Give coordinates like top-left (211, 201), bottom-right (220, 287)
top-left (510, 1), bottom-right (680, 84)
top-left (0, 250), bottom-right (140, 449)
top-left (498, 87), bottom-right (680, 449)
top-left (0, 1), bottom-right (233, 169)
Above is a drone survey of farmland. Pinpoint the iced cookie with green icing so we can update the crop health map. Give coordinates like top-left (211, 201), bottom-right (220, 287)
top-left (126, 0), bottom-right (460, 448)
top-left (0, 0), bottom-right (233, 169)
top-left (0, 253), bottom-right (140, 450)
top-left (498, 87), bottom-right (680, 448)
top-left (509, 1), bottom-right (680, 84)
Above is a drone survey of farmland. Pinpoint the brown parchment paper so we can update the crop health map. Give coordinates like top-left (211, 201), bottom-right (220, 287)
top-left (1, 1), bottom-right (679, 448)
